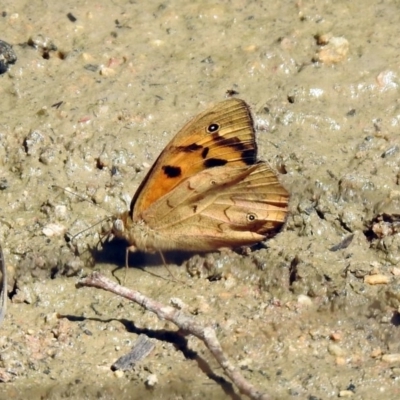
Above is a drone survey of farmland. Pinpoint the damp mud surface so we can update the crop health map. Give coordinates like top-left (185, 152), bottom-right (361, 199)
top-left (1, 1), bottom-right (400, 399)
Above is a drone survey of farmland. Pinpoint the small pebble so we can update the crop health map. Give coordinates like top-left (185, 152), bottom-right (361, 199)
top-left (330, 332), bottom-right (342, 342)
top-left (92, 187), bottom-right (106, 205)
top-left (315, 36), bottom-right (349, 65)
top-left (114, 370), bottom-right (124, 378)
top-left (370, 348), bottom-right (382, 358)
top-left (23, 130), bottom-right (45, 155)
top-left (44, 313), bottom-right (58, 323)
top-left (42, 223), bottom-right (66, 237)
top-left (151, 39), bottom-right (164, 47)
top-left (382, 353), bottom-right (400, 364)
top-left (39, 147), bottom-right (56, 165)
top-left (0, 178), bottom-right (9, 190)
top-left (0, 39), bottom-right (17, 74)
top-left (339, 390), bottom-right (354, 397)
top-left (391, 367), bottom-right (400, 377)
top-left (391, 267), bottom-right (400, 276)
top-left (364, 274), bottom-right (390, 285)
top-left (328, 343), bottom-right (346, 357)
top-left (376, 70), bottom-right (398, 90)
top-left (54, 205), bottom-right (67, 219)
top-left (100, 66), bottom-right (116, 76)
top-left (297, 294), bottom-right (313, 307)
top-left (145, 374), bottom-right (158, 388)
top-left (335, 357), bottom-right (346, 365)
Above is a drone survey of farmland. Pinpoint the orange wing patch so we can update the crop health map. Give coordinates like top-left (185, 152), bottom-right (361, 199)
top-left (131, 99), bottom-right (257, 218)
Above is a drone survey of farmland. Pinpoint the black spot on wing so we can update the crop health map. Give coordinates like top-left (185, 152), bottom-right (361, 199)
top-left (207, 123), bottom-right (220, 133)
top-left (241, 148), bottom-right (256, 165)
top-left (201, 147), bottom-right (209, 159)
top-left (204, 158), bottom-right (228, 168)
top-left (211, 132), bottom-right (256, 164)
top-left (177, 143), bottom-right (203, 152)
top-left (162, 165), bottom-right (182, 178)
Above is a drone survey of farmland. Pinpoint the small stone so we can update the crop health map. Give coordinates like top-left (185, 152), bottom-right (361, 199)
top-left (364, 274), bottom-right (390, 285)
top-left (92, 187), bottom-right (106, 205)
top-left (39, 147), bottom-right (56, 165)
top-left (328, 343), bottom-right (346, 357)
top-left (0, 178), bottom-right (9, 190)
top-left (297, 294), bottom-right (313, 307)
top-left (0, 39), bottom-right (17, 74)
top-left (391, 367), bottom-right (400, 377)
top-left (44, 313), bottom-right (58, 323)
top-left (42, 223), bottom-right (65, 237)
top-left (97, 153), bottom-right (110, 169)
top-left (224, 275), bottom-right (237, 290)
top-left (376, 70), bottom-right (398, 90)
top-left (238, 358), bottom-right (252, 369)
top-left (54, 205), bottom-right (67, 220)
top-left (335, 357), bottom-right (346, 365)
top-left (145, 374), bottom-right (158, 388)
top-left (0, 368), bottom-right (14, 382)
top-left (391, 267), bottom-right (400, 276)
top-left (99, 66), bottom-right (116, 76)
top-left (315, 36), bottom-right (349, 65)
top-left (339, 390), bottom-right (354, 397)
top-left (370, 348), bottom-right (382, 358)
top-left (114, 370), bottom-right (124, 378)
top-left (330, 332), bottom-right (342, 342)
top-left (151, 39), bottom-right (164, 47)
top-left (12, 286), bottom-right (33, 304)
top-left (382, 353), bottom-right (400, 364)
top-left (23, 130), bottom-right (45, 155)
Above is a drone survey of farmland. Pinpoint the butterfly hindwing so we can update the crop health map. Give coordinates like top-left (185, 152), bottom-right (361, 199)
top-left (141, 162), bottom-right (289, 251)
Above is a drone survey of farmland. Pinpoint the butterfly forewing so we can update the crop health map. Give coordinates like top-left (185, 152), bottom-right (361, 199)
top-left (131, 98), bottom-right (256, 218)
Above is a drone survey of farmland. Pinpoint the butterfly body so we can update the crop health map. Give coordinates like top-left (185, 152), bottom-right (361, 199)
top-left (111, 99), bottom-right (289, 261)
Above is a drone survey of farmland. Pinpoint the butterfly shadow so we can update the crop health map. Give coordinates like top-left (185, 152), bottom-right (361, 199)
top-left (92, 237), bottom-right (199, 278)
top-left (60, 314), bottom-right (240, 399)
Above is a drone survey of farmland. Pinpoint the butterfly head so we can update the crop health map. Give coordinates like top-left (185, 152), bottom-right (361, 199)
top-left (111, 211), bottom-right (130, 239)
top-left (110, 211), bottom-right (157, 253)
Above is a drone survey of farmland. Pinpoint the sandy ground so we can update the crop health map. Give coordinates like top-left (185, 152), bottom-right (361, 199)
top-left (1, 0), bottom-right (400, 399)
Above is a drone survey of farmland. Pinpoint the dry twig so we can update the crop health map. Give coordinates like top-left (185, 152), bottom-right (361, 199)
top-left (77, 272), bottom-right (271, 400)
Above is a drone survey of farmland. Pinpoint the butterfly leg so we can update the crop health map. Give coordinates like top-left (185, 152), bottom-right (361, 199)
top-left (123, 245), bottom-right (138, 283)
top-left (158, 251), bottom-right (181, 282)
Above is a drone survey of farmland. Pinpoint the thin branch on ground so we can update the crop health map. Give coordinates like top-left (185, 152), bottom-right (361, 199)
top-left (77, 272), bottom-right (272, 400)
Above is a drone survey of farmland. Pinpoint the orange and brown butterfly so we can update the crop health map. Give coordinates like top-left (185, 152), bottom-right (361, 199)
top-left (111, 98), bottom-right (289, 265)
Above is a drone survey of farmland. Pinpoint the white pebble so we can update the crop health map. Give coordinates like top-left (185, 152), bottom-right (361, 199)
top-left (42, 223), bottom-right (65, 237)
top-left (145, 374), bottom-right (158, 387)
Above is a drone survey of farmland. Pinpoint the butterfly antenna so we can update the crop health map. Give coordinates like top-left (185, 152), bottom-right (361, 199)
top-left (67, 216), bottom-right (112, 243)
top-left (51, 185), bottom-right (111, 214)
top-left (158, 251), bottom-right (184, 283)
top-left (52, 186), bottom-right (116, 250)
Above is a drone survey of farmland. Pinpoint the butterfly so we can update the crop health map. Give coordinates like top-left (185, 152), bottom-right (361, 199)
top-left (110, 98), bottom-right (289, 266)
